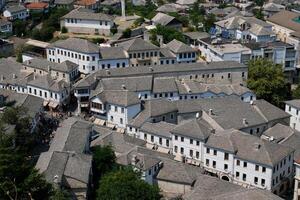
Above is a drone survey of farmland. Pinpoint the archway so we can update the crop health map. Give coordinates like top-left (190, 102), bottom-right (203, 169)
top-left (221, 175), bottom-right (230, 181)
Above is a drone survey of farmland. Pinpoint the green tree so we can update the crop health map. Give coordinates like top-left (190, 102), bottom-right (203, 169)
top-left (150, 24), bottom-right (185, 44)
top-left (96, 169), bottom-right (161, 200)
top-left (247, 58), bottom-right (291, 107)
top-left (92, 145), bottom-right (116, 177)
top-left (203, 13), bottom-right (216, 32)
top-left (61, 26), bottom-right (68, 33)
top-left (13, 20), bottom-right (27, 37)
top-left (254, 0), bottom-right (265, 6)
top-left (122, 28), bottom-right (132, 38)
top-left (253, 8), bottom-right (264, 20)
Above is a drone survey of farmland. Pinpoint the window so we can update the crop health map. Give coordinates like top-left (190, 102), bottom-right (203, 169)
top-left (166, 139), bottom-right (169, 147)
top-left (213, 161), bottom-right (216, 168)
top-left (148, 169), bottom-right (151, 175)
top-left (224, 164), bottom-right (228, 170)
top-left (261, 179), bottom-right (265, 186)
top-left (206, 148), bottom-right (210, 154)
top-left (254, 177), bottom-right (258, 184)
top-left (121, 108), bottom-right (124, 113)
top-left (236, 172), bottom-right (240, 178)
top-left (114, 106), bottom-right (117, 112)
top-left (243, 162), bottom-right (247, 168)
top-left (213, 150), bottom-right (217, 156)
top-left (206, 159), bottom-right (209, 166)
top-left (255, 165), bottom-right (259, 171)
top-left (181, 137), bottom-right (184, 142)
top-left (39, 90), bottom-right (42, 97)
top-left (224, 153), bottom-right (229, 160)
top-left (242, 174), bottom-right (246, 181)
top-left (159, 137), bottom-right (162, 145)
top-left (44, 92), bottom-right (47, 98)
top-left (174, 146), bottom-right (178, 153)
top-left (190, 139), bottom-right (193, 144)
top-left (110, 116), bottom-right (113, 121)
top-left (180, 147), bottom-right (184, 154)
top-left (262, 167), bottom-right (266, 173)
top-left (190, 150), bottom-right (193, 157)
top-left (151, 135), bottom-right (154, 142)
top-left (92, 66), bottom-right (95, 71)
top-left (120, 118), bottom-right (123, 124)
top-left (175, 135), bottom-right (178, 140)
top-left (196, 151), bottom-right (199, 159)
top-left (196, 141), bottom-right (200, 146)
top-left (236, 160), bottom-right (240, 166)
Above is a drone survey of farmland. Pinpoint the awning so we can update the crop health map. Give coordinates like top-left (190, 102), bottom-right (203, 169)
top-left (43, 100), bottom-right (49, 107)
top-left (116, 128), bottom-right (125, 134)
top-left (157, 146), bottom-right (170, 154)
top-left (146, 143), bottom-right (154, 150)
top-left (174, 154), bottom-right (184, 162)
top-left (49, 101), bottom-right (59, 109)
top-left (106, 123), bottom-right (115, 129)
top-left (94, 118), bottom-right (105, 126)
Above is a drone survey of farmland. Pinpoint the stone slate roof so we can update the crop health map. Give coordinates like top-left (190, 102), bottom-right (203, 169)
top-left (195, 96), bottom-right (288, 130)
top-left (263, 123), bottom-right (296, 143)
top-left (99, 76), bottom-right (153, 92)
top-left (152, 12), bottom-right (179, 26)
top-left (183, 174), bottom-right (283, 200)
top-left (117, 38), bottom-right (159, 52)
top-left (23, 58), bottom-right (78, 73)
top-left (140, 121), bottom-right (175, 138)
top-left (166, 39), bottom-right (197, 53)
top-left (206, 129), bottom-right (294, 167)
top-left (5, 5), bottom-right (26, 13)
top-left (38, 151), bottom-right (92, 185)
top-left (285, 99), bottom-right (300, 109)
top-left (157, 158), bottom-right (204, 185)
top-left (92, 90), bottom-right (140, 107)
top-left (160, 48), bottom-right (176, 58)
top-left (61, 8), bottom-right (113, 21)
top-left (27, 74), bottom-right (69, 92)
top-left (267, 10), bottom-right (300, 33)
top-left (48, 38), bottom-right (99, 53)
top-left (99, 47), bottom-right (128, 60)
top-left (153, 77), bottom-right (178, 93)
top-left (279, 129), bottom-right (300, 162)
top-left (183, 31), bottom-right (210, 40)
top-left (129, 99), bottom-right (178, 128)
top-left (92, 61), bottom-right (246, 79)
top-left (0, 58), bottom-right (31, 86)
top-left (171, 118), bottom-right (212, 141)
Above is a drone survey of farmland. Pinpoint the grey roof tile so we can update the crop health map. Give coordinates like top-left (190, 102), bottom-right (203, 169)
top-left (48, 38), bottom-right (99, 53)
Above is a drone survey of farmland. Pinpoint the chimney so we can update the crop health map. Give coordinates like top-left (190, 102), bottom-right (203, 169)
top-left (243, 118), bottom-right (248, 126)
top-left (0, 75), bottom-right (4, 81)
top-left (144, 31), bottom-right (150, 41)
top-left (209, 109), bottom-right (213, 115)
top-left (106, 70), bottom-right (110, 75)
top-left (12, 74), bottom-right (16, 79)
top-left (149, 67), bottom-right (154, 72)
top-left (121, 0), bottom-right (126, 20)
top-left (121, 84), bottom-right (126, 90)
top-left (196, 112), bottom-right (200, 118)
top-left (47, 65), bottom-right (51, 72)
top-left (210, 128), bottom-right (215, 134)
top-left (157, 35), bottom-right (163, 47)
top-left (250, 100), bottom-right (254, 105)
top-left (53, 175), bottom-right (59, 184)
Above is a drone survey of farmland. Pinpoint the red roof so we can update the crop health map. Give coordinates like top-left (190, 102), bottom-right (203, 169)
top-left (25, 2), bottom-right (49, 9)
top-left (76, 0), bottom-right (96, 6)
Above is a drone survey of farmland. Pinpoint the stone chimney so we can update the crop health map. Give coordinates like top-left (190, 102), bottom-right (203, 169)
top-left (12, 74), bottom-right (16, 79)
top-left (209, 109), bottom-right (213, 115)
top-left (157, 35), bottom-right (163, 46)
top-left (243, 118), bottom-right (248, 126)
top-left (121, 0), bottom-right (126, 20)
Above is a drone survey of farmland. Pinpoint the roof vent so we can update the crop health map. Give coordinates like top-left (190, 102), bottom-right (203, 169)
top-left (243, 118), bottom-right (248, 126)
top-left (254, 143), bottom-right (261, 150)
top-left (121, 84), bottom-right (126, 90)
top-left (269, 136), bottom-right (274, 141)
top-left (209, 109), bottom-right (213, 115)
top-left (210, 128), bottom-right (215, 134)
top-left (196, 112), bottom-right (200, 118)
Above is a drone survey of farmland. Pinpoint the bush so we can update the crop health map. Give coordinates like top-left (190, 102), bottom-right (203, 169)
top-left (61, 26), bottom-right (68, 33)
top-left (122, 28), bottom-right (131, 38)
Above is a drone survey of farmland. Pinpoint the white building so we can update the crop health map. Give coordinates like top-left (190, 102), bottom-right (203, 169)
top-left (285, 100), bottom-right (300, 131)
top-left (0, 18), bottom-right (12, 33)
top-left (47, 37), bottom-right (100, 74)
top-left (3, 5), bottom-right (29, 21)
top-left (214, 16), bottom-right (275, 42)
top-left (60, 8), bottom-right (114, 36)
